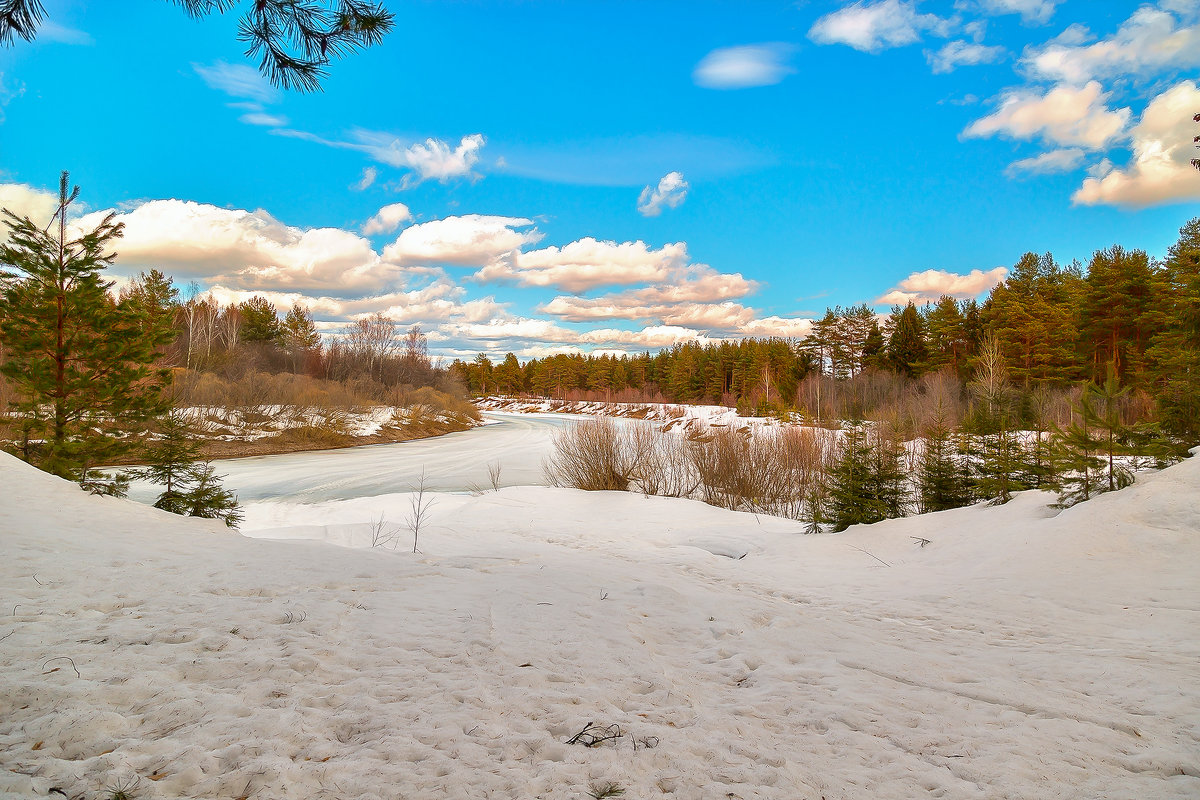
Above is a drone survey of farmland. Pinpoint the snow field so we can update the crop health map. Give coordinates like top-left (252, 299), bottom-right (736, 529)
top-left (2, 448), bottom-right (1199, 799)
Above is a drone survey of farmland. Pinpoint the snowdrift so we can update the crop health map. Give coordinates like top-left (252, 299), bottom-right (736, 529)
top-left (1, 450), bottom-right (1197, 799)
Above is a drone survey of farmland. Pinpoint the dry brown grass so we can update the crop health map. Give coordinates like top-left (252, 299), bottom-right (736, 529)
top-left (544, 417), bottom-right (833, 519)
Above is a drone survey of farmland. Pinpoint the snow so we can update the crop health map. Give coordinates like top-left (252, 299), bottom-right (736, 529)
top-left (127, 411), bottom-right (576, 504)
top-left (2, 444), bottom-right (1199, 799)
top-left (477, 396), bottom-right (788, 431)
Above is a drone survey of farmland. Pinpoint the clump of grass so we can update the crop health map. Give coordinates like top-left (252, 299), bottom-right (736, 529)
top-left (587, 783), bottom-right (626, 799)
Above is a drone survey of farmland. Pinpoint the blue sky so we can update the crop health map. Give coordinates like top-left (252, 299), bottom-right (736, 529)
top-left (2, 0), bottom-right (1199, 358)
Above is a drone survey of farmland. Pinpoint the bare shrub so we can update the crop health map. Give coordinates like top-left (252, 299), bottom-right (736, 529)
top-left (407, 469), bottom-right (436, 553)
top-left (544, 417), bottom-right (635, 491)
top-left (487, 460), bottom-right (502, 491)
top-left (369, 513), bottom-right (400, 549)
top-left (687, 425), bottom-right (830, 518)
top-left (627, 424), bottom-right (700, 498)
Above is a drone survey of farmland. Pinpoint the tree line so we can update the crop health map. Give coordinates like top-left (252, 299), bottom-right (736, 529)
top-left (456, 216), bottom-right (1200, 442)
top-left (0, 175), bottom-right (461, 525)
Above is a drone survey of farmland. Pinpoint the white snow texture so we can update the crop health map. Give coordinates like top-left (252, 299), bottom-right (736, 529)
top-left (1, 445), bottom-right (1198, 799)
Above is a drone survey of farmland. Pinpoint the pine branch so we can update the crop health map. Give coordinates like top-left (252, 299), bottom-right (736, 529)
top-left (0, 0), bottom-right (44, 46)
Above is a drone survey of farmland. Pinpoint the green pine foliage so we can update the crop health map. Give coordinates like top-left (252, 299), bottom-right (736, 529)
top-left (826, 425), bottom-right (909, 531)
top-left (139, 410), bottom-right (242, 526)
top-left (239, 295), bottom-right (282, 342)
top-left (0, 173), bottom-right (173, 482)
top-left (916, 414), bottom-right (974, 513)
top-left (886, 303), bottom-right (928, 378)
top-left (1145, 219), bottom-right (1200, 439)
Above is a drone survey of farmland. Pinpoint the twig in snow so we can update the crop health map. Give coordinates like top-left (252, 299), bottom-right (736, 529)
top-left (41, 656), bottom-right (80, 677)
top-left (845, 544), bottom-right (891, 567)
top-left (911, 536), bottom-right (931, 547)
top-left (0, 630), bottom-right (12, 643)
top-left (566, 721), bottom-right (624, 748)
top-left (32, 573), bottom-right (51, 586)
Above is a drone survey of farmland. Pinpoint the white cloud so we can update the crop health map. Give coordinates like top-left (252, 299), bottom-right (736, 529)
top-left (0, 182), bottom-right (61, 243)
top-left (276, 129), bottom-right (487, 187)
top-left (383, 215), bottom-right (540, 267)
top-left (72, 199), bottom-right (415, 291)
top-left (206, 280), bottom-right (505, 326)
top-left (736, 316), bottom-right (815, 339)
top-left (354, 167), bottom-right (378, 191)
top-left (1022, 4), bottom-right (1200, 85)
top-left (966, 0), bottom-right (1062, 25)
top-left (475, 238), bottom-right (691, 292)
top-left (927, 40), bottom-right (1006, 73)
top-left (1005, 147), bottom-right (1087, 176)
top-left (809, 0), bottom-right (954, 52)
top-left (638, 171), bottom-right (690, 216)
top-left (875, 267), bottom-right (1008, 305)
top-left (964, 81), bottom-right (1131, 149)
top-left (193, 61), bottom-right (277, 103)
top-left (362, 203), bottom-right (412, 236)
top-left (693, 44), bottom-right (794, 89)
top-left (398, 134), bottom-right (487, 187)
top-left (1072, 80), bottom-right (1200, 207)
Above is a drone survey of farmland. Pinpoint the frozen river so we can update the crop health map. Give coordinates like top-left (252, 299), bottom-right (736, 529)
top-left (128, 411), bottom-right (576, 505)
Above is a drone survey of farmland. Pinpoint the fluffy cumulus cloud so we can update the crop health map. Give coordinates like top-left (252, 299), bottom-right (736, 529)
top-left (1005, 147), bottom-right (1086, 177)
top-left (693, 44), bottom-right (794, 89)
top-left (1072, 80), bottom-right (1200, 208)
top-left (399, 134), bottom-right (487, 186)
top-left (474, 238), bottom-right (690, 292)
top-left (275, 129), bottom-right (488, 188)
top-left (0, 182), bottom-right (60, 240)
top-left (964, 81), bottom-right (1130, 149)
top-left (875, 267), bottom-right (1008, 305)
top-left (205, 280), bottom-right (505, 327)
top-left (809, 0), bottom-right (954, 52)
top-left (361, 203), bottom-right (412, 236)
top-left (927, 40), bottom-right (1006, 73)
top-left (383, 215), bottom-right (541, 267)
top-left (72, 199), bottom-right (411, 292)
top-left (637, 171), bottom-right (689, 216)
top-left (0, 180), bottom-right (834, 358)
top-left (1021, 4), bottom-right (1200, 85)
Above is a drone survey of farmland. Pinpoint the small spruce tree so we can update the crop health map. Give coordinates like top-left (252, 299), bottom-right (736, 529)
top-left (917, 412), bottom-right (973, 513)
top-left (0, 173), bottom-right (172, 484)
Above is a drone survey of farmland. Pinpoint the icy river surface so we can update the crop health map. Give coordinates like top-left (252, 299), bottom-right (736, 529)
top-left (128, 411), bottom-right (575, 504)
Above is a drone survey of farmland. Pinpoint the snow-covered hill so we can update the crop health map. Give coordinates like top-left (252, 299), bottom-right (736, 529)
top-left (1, 451), bottom-right (1197, 799)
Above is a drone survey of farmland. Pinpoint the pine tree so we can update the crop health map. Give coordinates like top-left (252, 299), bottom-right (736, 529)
top-left (280, 302), bottom-right (320, 372)
top-left (239, 296), bottom-right (282, 342)
top-left (917, 410), bottom-right (973, 513)
top-left (826, 425), bottom-right (909, 531)
top-left (1145, 218), bottom-right (1200, 439)
top-left (886, 303), bottom-right (928, 378)
top-left (1051, 418), bottom-right (1106, 507)
top-left (179, 462), bottom-right (243, 528)
top-left (141, 410), bottom-right (204, 513)
top-left (0, 173), bottom-right (172, 482)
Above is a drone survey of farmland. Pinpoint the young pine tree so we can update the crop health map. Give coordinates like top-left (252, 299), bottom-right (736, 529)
top-left (916, 411), bottom-right (973, 513)
top-left (1053, 366), bottom-right (1135, 506)
top-left (140, 410), bottom-right (242, 526)
top-left (826, 425), bottom-right (909, 531)
top-left (0, 173), bottom-right (173, 484)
